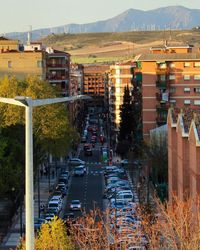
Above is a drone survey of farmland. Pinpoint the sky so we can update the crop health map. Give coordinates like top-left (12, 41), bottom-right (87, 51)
top-left (1, 0), bottom-right (200, 34)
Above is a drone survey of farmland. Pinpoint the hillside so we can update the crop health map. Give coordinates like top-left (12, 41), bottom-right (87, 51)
top-left (41, 30), bottom-right (200, 63)
top-left (6, 6), bottom-right (200, 42)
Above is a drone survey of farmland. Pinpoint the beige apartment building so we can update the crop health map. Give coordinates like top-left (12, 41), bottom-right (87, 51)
top-left (108, 62), bottom-right (133, 131)
top-left (0, 38), bottom-right (45, 79)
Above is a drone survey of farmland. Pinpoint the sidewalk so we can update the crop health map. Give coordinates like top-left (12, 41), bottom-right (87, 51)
top-left (0, 168), bottom-right (60, 249)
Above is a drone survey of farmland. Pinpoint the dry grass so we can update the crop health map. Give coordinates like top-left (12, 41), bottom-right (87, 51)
top-left (41, 30), bottom-right (200, 63)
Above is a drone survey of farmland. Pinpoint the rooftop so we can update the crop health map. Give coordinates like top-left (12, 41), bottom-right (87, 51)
top-left (137, 53), bottom-right (200, 61)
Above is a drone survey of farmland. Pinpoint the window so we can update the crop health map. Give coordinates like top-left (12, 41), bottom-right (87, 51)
top-left (37, 60), bottom-right (42, 68)
top-left (160, 75), bottom-right (166, 81)
top-left (159, 63), bottom-right (167, 69)
top-left (184, 87), bottom-right (190, 92)
top-left (169, 74), bottom-right (175, 80)
top-left (116, 69), bottom-right (121, 75)
top-left (183, 75), bottom-right (190, 80)
top-left (169, 87), bottom-right (176, 93)
top-left (194, 87), bottom-right (200, 92)
top-left (8, 60), bottom-right (12, 68)
top-left (194, 75), bottom-right (200, 80)
top-left (184, 100), bottom-right (191, 105)
top-left (170, 100), bottom-right (176, 103)
top-left (194, 62), bottom-right (200, 67)
top-left (169, 63), bottom-right (175, 68)
top-left (184, 62), bottom-right (190, 67)
top-left (116, 87), bottom-right (120, 94)
top-left (194, 100), bottom-right (200, 105)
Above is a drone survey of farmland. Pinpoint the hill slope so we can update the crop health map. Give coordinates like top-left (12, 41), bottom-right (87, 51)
top-left (6, 6), bottom-right (200, 41)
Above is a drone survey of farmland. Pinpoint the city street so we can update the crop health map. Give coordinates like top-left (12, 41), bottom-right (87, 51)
top-left (65, 142), bottom-right (105, 216)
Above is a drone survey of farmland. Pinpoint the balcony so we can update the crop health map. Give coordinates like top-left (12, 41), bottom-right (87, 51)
top-left (156, 116), bottom-right (167, 126)
top-left (47, 63), bottom-right (68, 68)
top-left (156, 93), bottom-right (162, 101)
top-left (156, 66), bottom-right (169, 75)
top-left (47, 74), bottom-right (68, 81)
top-left (156, 80), bottom-right (168, 89)
top-left (156, 104), bottom-right (169, 113)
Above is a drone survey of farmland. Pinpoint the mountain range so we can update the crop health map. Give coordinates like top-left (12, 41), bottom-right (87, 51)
top-left (5, 6), bottom-right (200, 41)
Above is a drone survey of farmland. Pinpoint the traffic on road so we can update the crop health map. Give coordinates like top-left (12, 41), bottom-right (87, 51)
top-left (33, 112), bottom-right (147, 249)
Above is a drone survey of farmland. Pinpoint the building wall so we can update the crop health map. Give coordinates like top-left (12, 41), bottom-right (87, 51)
top-left (108, 64), bottom-right (133, 130)
top-left (0, 51), bottom-right (45, 79)
top-left (0, 39), bottom-right (20, 51)
top-left (140, 58), bottom-right (200, 139)
top-left (168, 111), bottom-right (200, 202)
top-left (83, 65), bottom-right (109, 96)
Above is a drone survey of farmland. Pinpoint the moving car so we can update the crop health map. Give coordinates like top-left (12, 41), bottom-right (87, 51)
top-left (68, 158), bottom-right (85, 166)
top-left (70, 200), bottom-right (81, 211)
top-left (74, 166), bottom-right (85, 176)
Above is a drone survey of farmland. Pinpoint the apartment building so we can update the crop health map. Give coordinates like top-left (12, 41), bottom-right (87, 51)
top-left (168, 108), bottom-right (200, 202)
top-left (83, 64), bottom-right (109, 114)
top-left (0, 38), bottom-right (46, 80)
top-left (68, 63), bottom-right (85, 128)
top-left (108, 62), bottom-right (134, 131)
top-left (46, 47), bottom-right (70, 96)
top-left (135, 45), bottom-right (200, 139)
top-left (0, 37), bottom-right (71, 97)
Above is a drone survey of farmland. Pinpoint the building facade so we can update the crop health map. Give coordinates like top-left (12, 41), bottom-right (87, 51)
top-left (83, 64), bottom-right (109, 114)
top-left (108, 63), bottom-right (134, 131)
top-left (46, 47), bottom-right (70, 96)
top-left (136, 46), bottom-right (200, 139)
top-left (168, 108), bottom-right (200, 202)
top-left (0, 38), bottom-right (45, 80)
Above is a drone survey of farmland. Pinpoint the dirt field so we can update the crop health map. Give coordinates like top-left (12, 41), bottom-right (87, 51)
top-left (42, 30), bottom-right (200, 63)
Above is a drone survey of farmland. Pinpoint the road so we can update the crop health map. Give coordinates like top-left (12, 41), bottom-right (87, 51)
top-left (64, 142), bottom-right (105, 216)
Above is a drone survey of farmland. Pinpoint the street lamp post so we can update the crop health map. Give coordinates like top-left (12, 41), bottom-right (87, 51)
top-left (0, 94), bottom-right (91, 250)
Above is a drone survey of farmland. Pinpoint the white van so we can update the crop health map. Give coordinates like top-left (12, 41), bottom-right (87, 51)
top-left (111, 192), bottom-right (134, 203)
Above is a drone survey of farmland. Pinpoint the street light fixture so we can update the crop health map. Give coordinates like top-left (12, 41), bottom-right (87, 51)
top-left (0, 94), bottom-right (91, 250)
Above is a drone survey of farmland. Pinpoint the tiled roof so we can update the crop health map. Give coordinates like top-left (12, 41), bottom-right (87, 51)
top-left (137, 53), bottom-right (200, 61)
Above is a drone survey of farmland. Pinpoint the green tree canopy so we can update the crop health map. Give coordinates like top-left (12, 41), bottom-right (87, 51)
top-left (0, 76), bottom-right (77, 155)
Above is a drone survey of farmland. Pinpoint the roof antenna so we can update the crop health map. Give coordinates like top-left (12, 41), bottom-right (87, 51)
top-left (27, 25), bottom-right (32, 45)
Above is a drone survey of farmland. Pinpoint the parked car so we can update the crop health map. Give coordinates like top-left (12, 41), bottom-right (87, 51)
top-left (68, 158), bottom-right (85, 166)
top-left (70, 200), bottom-right (81, 211)
top-left (34, 218), bottom-right (46, 231)
top-left (121, 159), bottom-right (129, 166)
top-left (81, 136), bottom-right (87, 143)
top-left (48, 200), bottom-right (61, 212)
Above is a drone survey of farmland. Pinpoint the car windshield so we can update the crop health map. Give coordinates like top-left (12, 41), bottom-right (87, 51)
top-left (71, 200), bottom-right (80, 204)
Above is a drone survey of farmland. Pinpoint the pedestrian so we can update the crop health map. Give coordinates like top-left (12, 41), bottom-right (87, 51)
top-left (52, 169), bottom-right (55, 179)
top-left (40, 168), bottom-right (43, 178)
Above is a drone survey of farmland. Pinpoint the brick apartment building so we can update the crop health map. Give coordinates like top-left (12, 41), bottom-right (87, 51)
top-left (168, 108), bottom-right (200, 202)
top-left (83, 64), bottom-right (109, 113)
top-left (45, 47), bottom-right (70, 96)
top-left (135, 44), bottom-right (200, 140)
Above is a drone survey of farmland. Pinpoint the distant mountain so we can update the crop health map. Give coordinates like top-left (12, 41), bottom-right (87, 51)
top-left (5, 6), bottom-right (200, 41)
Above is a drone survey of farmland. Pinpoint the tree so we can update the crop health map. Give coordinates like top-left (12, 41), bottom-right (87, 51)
top-left (131, 70), bottom-right (143, 156)
top-left (0, 76), bottom-right (78, 197)
top-left (141, 196), bottom-right (200, 249)
top-left (18, 217), bottom-right (74, 250)
top-left (117, 85), bottom-right (134, 157)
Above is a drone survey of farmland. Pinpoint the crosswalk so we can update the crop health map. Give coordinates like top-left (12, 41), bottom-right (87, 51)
top-left (87, 170), bottom-right (104, 175)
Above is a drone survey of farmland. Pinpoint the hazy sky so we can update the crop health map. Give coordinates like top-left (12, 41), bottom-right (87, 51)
top-left (1, 0), bottom-right (200, 34)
